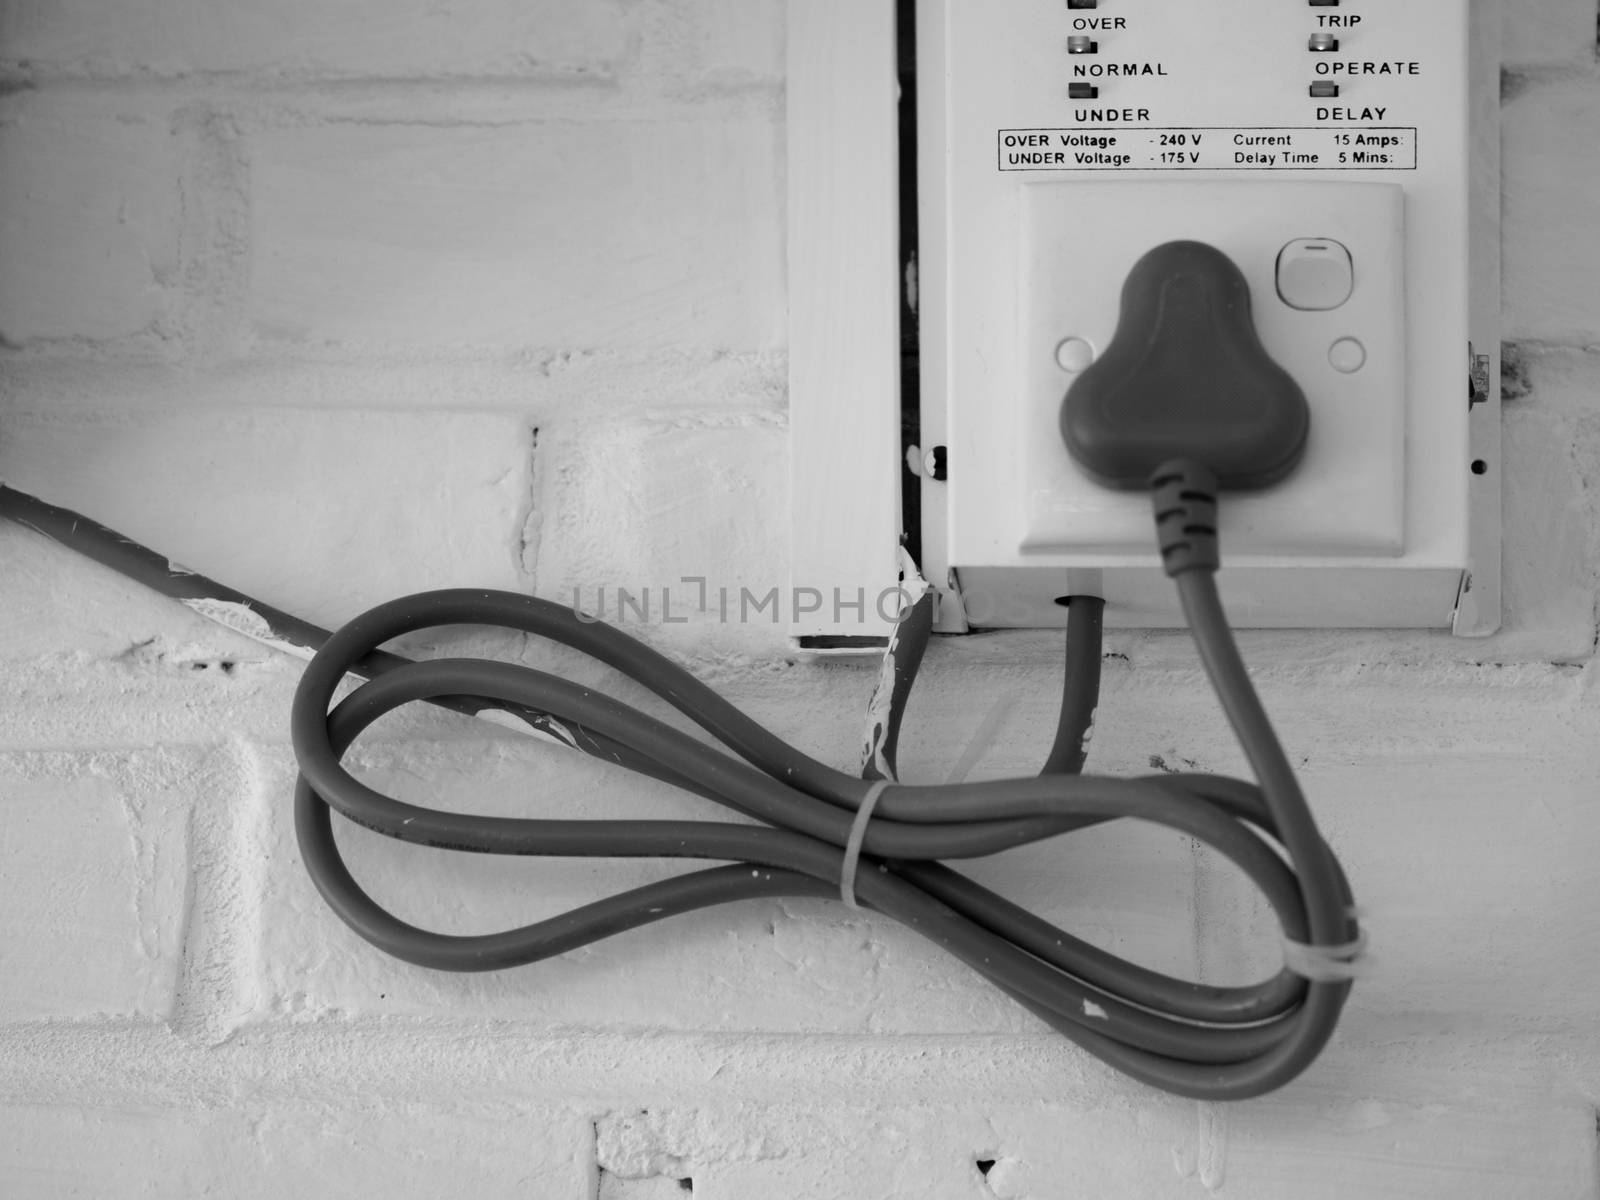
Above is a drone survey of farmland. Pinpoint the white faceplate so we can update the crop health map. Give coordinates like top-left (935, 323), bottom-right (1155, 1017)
top-left (1020, 180), bottom-right (1407, 558)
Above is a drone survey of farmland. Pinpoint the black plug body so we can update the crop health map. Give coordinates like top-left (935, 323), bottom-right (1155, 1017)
top-left (1060, 240), bottom-right (1310, 490)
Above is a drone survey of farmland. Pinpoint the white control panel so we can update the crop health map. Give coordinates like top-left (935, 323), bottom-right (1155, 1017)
top-left (916, 0), bottom-right (1500, 631)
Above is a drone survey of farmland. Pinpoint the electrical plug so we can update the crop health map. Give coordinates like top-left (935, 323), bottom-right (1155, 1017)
top-left (1059, 240), bottom-right (1310, 490)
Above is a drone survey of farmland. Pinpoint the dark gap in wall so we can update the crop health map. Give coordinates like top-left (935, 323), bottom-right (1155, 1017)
top-left (802, 634), bottom-right (894, 650)
top-left (898, 0), bottom-right (922, 567)
top-left (1499, 67), bottom-right (1531, 103)
top-left (519, 425), bottom-right (541, 576)
top-left (593, 1167), bottom-right (694, 1195)
top-left (1499, 342), bottom-right (1532, 401)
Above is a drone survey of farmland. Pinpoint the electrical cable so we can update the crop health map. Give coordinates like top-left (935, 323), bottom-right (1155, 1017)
top-left (1041, 595), bottom-right (1103, 776)
top-left (861, 577), bottom-right (935, 782)
top-left (0, 484), bottom-right (620, 754)
top-left (0, 467), bottom-right (1358, 1101)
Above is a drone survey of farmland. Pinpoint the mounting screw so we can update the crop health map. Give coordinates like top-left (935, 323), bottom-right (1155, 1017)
top-left (1468, 342), bottom-right (1492, 407)
top-left (907, 444), bottom-right (949, 481)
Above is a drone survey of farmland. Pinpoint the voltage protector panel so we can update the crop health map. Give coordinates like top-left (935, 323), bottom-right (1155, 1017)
top-left (916, 0), bottom-right (1500, 632)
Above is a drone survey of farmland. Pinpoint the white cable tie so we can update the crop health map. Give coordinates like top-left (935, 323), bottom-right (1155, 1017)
top-left (840, 780), bottom-right (892, 911)
top-left (1282, 928), bottom-right (1370, 982)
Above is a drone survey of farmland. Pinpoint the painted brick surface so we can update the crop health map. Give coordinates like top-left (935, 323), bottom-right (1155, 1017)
top-left (1502, 75), bottom-right (1600, 343)
top-left (0, 353), bottom-right (787, 419)
top-left (0, 750), bottom-right (200, 1020)
top-left (1189, 673), bottom-right (1600, 1026)
top-left (1501, 0), bottom-right (1599, 65)
top-left (250, 119), bottom-right (784, 352)
top-left (0, 406), bottom-right (535, 630)
top-left (0, 94), bottom-right (178, 343)
top-left (603, 1092), bottom-right (1600, 1199)
top-left (636, 0), bottom-right (785, 85)
top-left (0, 0), bottom-right (1598, 1194)
top-left (0, 0), bottom-right (786, 84)
top-left (1493, 400), bottom-right (1598, 659)
top-left (0, 1102), bottom-right (590, 1197)
top-left (0, 0), bottom-right (632, 79)
top-left (534, 414), bottom-right (791, 650)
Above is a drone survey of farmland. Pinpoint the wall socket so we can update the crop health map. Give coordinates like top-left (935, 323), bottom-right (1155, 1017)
top-left (1020, 180), bottom-right (1406, 559)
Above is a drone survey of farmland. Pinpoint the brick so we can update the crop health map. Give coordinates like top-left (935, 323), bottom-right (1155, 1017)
top-left (0, 406), bottom-right (534, 632)
top-left (599, 1173), bottom-right (691, 1200)
top-left (0, 94), bottom-right (177, 343)
top-left (1502, 76), bottom-right (1600, 343)
top-left (632, 1107), bottom-right (996, 1200)
top-left (535, 416), bottom-right (791, 650)
top-left (1524, 343), bottom-right (1600, 416)
top-left (1326, 746), bottom-right (1600, 1024)
top-left (1501, 0), bottom-right (1599, 66)
top-left (615, 1105), bottom-right (1179, 1200)
top-left (242, 1105), bottom-right (591, 1197)
top-left (1212, 1097), bottom-right (1597, 1199)
top-left (0, 356), bottom-right (789, 546)
top-left (0, 749), bottom-right (205, 1019)
top-left (638, 0), bottom-right (785, 85)
top-left (619, 1064), bottom-right (1596, 1197)
top-left (0, 1106), bottom-right (215, 1195)
top-left (973, 1087), bottom-right (1592, 1200)
top-left (689, 0), bottom-right (784, 82)
top-left (1494, 404), bottom-right (1598, 658)
top-left (249, 119), bottom-right (783, 351)
top-left (0, 517), bottom-right (220, 665)
top-left (0, 0), bottom-right (630, 78)
top-left (0, 1103), bottom-right (589, 1197)
top-left (0, 353), bottom-right (786, 421)
top-left (1183, 677), bottom-right (1600, 1027)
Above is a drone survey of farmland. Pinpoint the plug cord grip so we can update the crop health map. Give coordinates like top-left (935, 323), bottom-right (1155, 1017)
top-left (1152, 458), bottom-right (1221, 577)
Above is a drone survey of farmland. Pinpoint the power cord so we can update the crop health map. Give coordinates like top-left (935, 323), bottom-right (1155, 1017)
top-left (0, 466), bottom-right (1358, 1101)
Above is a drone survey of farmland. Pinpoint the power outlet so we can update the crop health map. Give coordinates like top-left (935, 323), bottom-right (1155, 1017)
top-left (1020, 180), bottom-right (1406, 558)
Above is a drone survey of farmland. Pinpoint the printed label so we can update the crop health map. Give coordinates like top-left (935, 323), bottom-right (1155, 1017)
top-left (999, 127), bottom-right (1417, 171)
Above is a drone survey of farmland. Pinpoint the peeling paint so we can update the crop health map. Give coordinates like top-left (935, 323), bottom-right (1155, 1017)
top-left (180, 598), bottom-right (315, 662)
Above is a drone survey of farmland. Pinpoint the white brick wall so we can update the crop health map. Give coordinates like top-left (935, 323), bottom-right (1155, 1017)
top-left (249, 119), bottom-right (783, 351)
top-left (0, 751), bottom-right (194, 1020)
top-left (1, 1), bottom-right (1598, 1196)
top-left (0, 0), bottom-right (634, 78)
top-left (0, 93), bottom-right (179, 343)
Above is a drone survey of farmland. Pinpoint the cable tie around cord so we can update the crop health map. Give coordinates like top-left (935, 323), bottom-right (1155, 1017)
top-left (840, 780), bottom-right (892, 910)
top-left (1281, 929), bottom-right (1369, 982)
